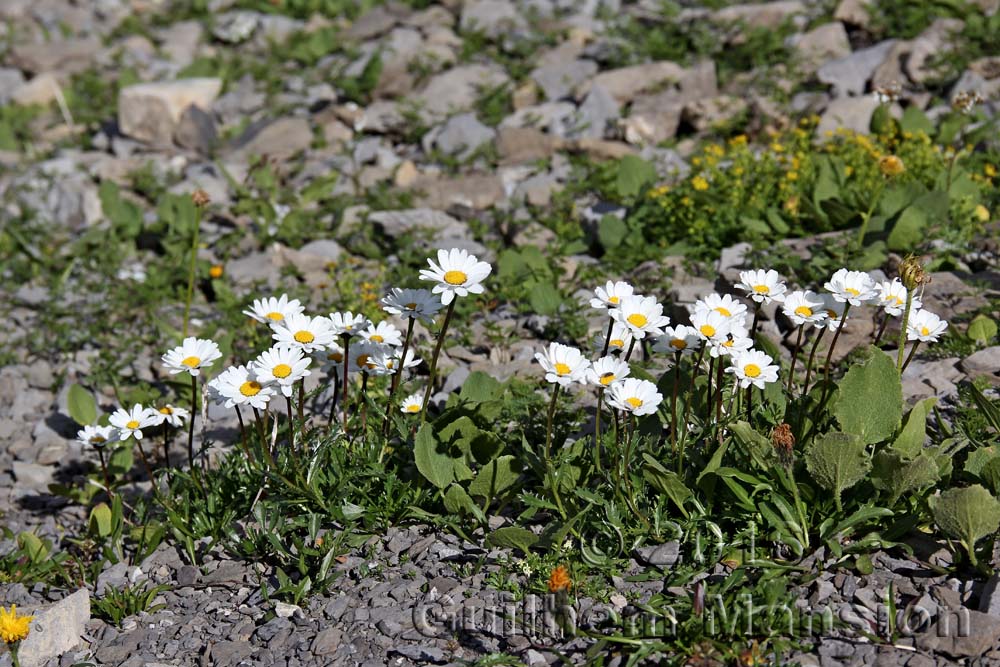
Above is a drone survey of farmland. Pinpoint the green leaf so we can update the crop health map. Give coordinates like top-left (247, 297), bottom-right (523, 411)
top-left (642, 454), bottom-right (691, 517)
top-left (887, 205), bottom-right (927, 252)
top-left (107, 443), bottom-right (134, 477)
top-left (615, 155), bottom-right (656, 198)
top-left (870, 104), bottom-right (893, 134)
top-left (485, 526), bottom-right (537, 555)
top-left (965, 446), bottom-right (1000, 477)
top-left (468, 455), bottom-right (521, 499)
top-left (968, 315), bottom-right (998, 344)
top-left (443, 484), bottom-right (477, 515)
top-left (89, 502), bottom-right (114, 538)
top-left (981, 458), bottom-right (1000, 497)
top-left (528, 282), bottom-right (562, 315)
top-left (414, 424), bottom-right (454, 489)
top-left (899, 106), bottom-right (933, 135)
top-left (597, 214), bottom-right (628, 249)
top-left (729, 421), bottom-right (776, 470)
top-left (833, 347), bottom-right (902, 445)
top-left (932, 485), bottom-right (1000, 566)
top-left (67, 384), bottom-right (98, 426)
top-left (892, 397), bottom-right (936, 458)
top-left (459, 371), bottom-right (502, 404)
top-left (872, 451), bottom-right (940, 505)
top-left (17, 532), bottom-right (47, 563)
top-left (804, 432), bottom-right (870, 508)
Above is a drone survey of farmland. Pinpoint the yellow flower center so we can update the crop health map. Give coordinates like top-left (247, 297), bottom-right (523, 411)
top-left (240, 381), bottom-right (262, 396)
top-left (753, 285), bottom-right (769, 294)
top-left (126, 420), bottom-right (140, 429)
top-left (894, 297), bottom-right (903, 306)
top-left (627, 313), bottom-right (648, 328)
top-left (794, 306), bottom-right (812, 318)
top-left (714, 307), bottom-right (732, 317)
top-left (723, 339), bottom-right (734, 347)
top-left (159, 407), bottom-right (173, 415)
top-left (700, 324), bottom-right (716, 338)
top-left (845, 287), bottom-right (860, 297)
top-left (609, 339), bottom-right (625, 349)
top-left (670, 339), bottom-right (686, 350)
top-left (826, 309), bottom-right (838, 318)
top-left (744, 364), bottom-right (761, 378)
top-left (328, 352), bottom-right (343, 362)
top-left (181, 356), bottom-right (201, 367)
top-left (626, 397), bottom-right (643, 409)
top-left (273, 364), bottom-right (292, 378)
top-left (294, 330), bottom-right (315, 344)
top-left (443, 270), bottom-right (467, 285)
top-left (920, 326), bottom-right (930, 336)
top-left (600, 373), bottom-right (616, 386)
top-left (266, 311), bottom-right (284, 321)
top-left (356, 354), bottom-right (371, 369)
top-left (554, 362), bottom-right (571, 375)
top-left (90, 436), bottom-right (106, 444)
top-left (405, 404), bottom-right (421, 413)
top-left (405, 303), bottom-right (417, 310)
top-left (369, 334), bottom-right (384, 343)
top-left (608, 296), bottom-right (620, 304)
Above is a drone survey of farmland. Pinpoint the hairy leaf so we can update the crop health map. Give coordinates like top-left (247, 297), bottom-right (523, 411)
top-left (932, 485), bottom-right (1000, 566)
top-left (67, 384), bottom-right (98, 426)
top-left (468, 455), bottom-right (521, 499)
top-left (892, 397), bottom-right (936, 458)
top-left (414, 424), bottom-right (454, 489)
top-left (872, 451), bottom-right (940, 505)
top-left (833, 347), bottom-right (902, 445)
top-left (804, 432), bottom-right (870, 508)
top-left (485, 526), bottom-right (537, 555)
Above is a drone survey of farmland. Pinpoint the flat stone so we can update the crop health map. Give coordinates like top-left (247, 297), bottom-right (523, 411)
top-left (228, 116), bottom-right (312, 163)
top-left (17, 589), bottom-right (90, 667)
top-left (414, 65), bottom-right (510, 121)
top-left (817, 40), bottom-right (896, 96)
top-left (459, 0), bottom-right (526, 37)
top-left (495, 127), bottom-right (563, 165)
top-left (416, 174), bottom-right (505, 212)
top-left (963, 347), bottom-right (1000, 380)
top-left (11, 73), bottom-right (60, 107)
top-left (312, 627), bottom-right (343, 655)
top-left (816, 95), bottom-right (880, 135)
top-left (713, 1), bottom-right (806, 28)
top-left (174, 105), bottom-right (217, 154)
top-left (531, 59), bottom-right (598, 101)
top-left (834, 0), bottom-right (871, 26)
top-left (917, 609), bottom-right (1000, 657)
top-left (118, 78), bottom-right (223, 145)
top-left (572, 83), bottom-right (618, 139)
top-left (427, 113), bottom-right (496, 159)
top-left (11, 462), bottom-right (53, 488)
top-left (368, 208), bottom-right (467, 239)
top-left (633, 542), bottom-right (681, 567)
top-left (10, 38), bottom-right (101, 75)
top-left (583, 61), bottom-right (687, 104)
top-left (793, 22), bottom-right (852, 71)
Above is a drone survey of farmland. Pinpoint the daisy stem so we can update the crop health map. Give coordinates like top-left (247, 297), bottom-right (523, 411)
top-left (749, 301), bottom-right (761, 342)
top-left (706, 356), bottom-right (715, 420)
top-left (544, 383), bottom-right (567, 519)
top-left (235, 406), bottom-right (252, 465)
top-left (802, 328), bottom-right (826, 394)
top-left (182, 200), bottom-right (201, 338)
top-left (327, 380), bottom-right (339, 431)
top-left (681, 348), bottom-right (704, 454)
top-left (745, 385), bottom-right (753, 420)
top-left (97, 447), bottom-right (113, 498)
top-left (421, 300), bottom-right (456, 420)
top-left (252, 407), bottom-right (276, 469)
top-left (671, 351), bottom-right (681, 455)
top-left (134, 436), bottom-right (155, 483)
top-left (822, 303), bottom-right (852, 391)
top-left (896, 290), bottom-right (915, 372)
top-left (624, 339), bottom-right (637, 363)
top-left (360, 372), bottom-right (369, 435)
top-left (161, 423), bottom-right (172, 483)
top-left (297, 379), bottom-right (305, 430)
top-left (715, 356), bottom-right (724, 425)
top-left (600, 317), bottom-right (614, 357)
top-left (901, 341), bottom-right (921, 373)
top-left (383, 318), bottom-right (414, 437)
top-left (594, 389), bottom-right (604, 474)
top-left (855, 178), bottom-right (884, 252)
top-left (622, 416), bottom-right (653, 533)
top-left (787, 325), bottom-right (805, 393)
top-left (342, 334), bottom-right (351, 437)
top-left (187, 375), bottom-right (198, 470)
top-left (285, 396), bottom-right (296, 454)
top-left (873, 312), bottom-right (890, 347)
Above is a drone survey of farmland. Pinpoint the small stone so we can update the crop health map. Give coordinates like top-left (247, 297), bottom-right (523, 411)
top-left (311, 627), bottom-right (343, 655)
top-left (274, 601), bottom-right (300, 618)
top-left (713, 1), bottom-right (806, 28)
top-left (390, 645), bottom-right (447, 663)
top-left (583, 61), bottom-right (687, 105)
top-left (816, 95), bottom-right (880, 136)
top-left (459, 0), bottom-right (526, 37)
top-left (428, 113), bottom-right (496, 159)
top-left (11, 73), bottom-right (60, 107)
top-left (817, 40), bottom-right (896, 96)
top-left (962, 347), bottom-right (1000, 380)
top-left (228, 116), bottom-right (313, 163)
top-left (394, 160), bottom-right (419, 187)
top-left (792, 22), bottom-right (851, 71)
top-left (633, 543), bottom-right (681, 568)
top-left (174, 105), bottom-right (216, 154)
top-left (118, 78), bottom-right (223, 145)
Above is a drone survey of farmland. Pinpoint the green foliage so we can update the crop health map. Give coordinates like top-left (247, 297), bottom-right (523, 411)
top-left (336, 51), bottom-right (383, 104)
top-left (804, 432), bottom-right (870, 511)
top-left (67, 384), bottom-right (98, 426)
top-left (93, 581), bottom-right (170, 626)
top-left (932, 485), bottom-right (1000, 567)
top-left (832, 347), bottom-right (902, 446)
top-left (968, 315), bottom-right (998, 345)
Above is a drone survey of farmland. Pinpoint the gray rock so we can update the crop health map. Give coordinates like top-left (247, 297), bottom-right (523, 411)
top-left (212, 10), bottom-right (259, 43)
top-left (816, 95), bottom-right (880, 135)
top-left (713, 1), bottom-right (806, 29)
top-left (174, 105), bottom-right (216, 154)
top-left (17, 589), bottom-right (90, 667)
top-left (390, 644), bottom-right (447, 663)
top-left (11, 462), bottom-right (53, 489)
top-left (500, 102), bottom-right (577, 136)
top-left (531, 59), bottom-right (598, 101)
top-left (817, 40), bottom-right (896, 96)
top-left (118, 78), bottom-right (223, 145)
top-left (572, 84), bottom-right (618, 139)
top-left (459, 0), bottom-right (526, 37)
top-left (633, 542), bottom-right (681, 567)
top-left (682, 95), bottom-right (748, 132)
top-left (428, 113), bottom-right (496, 159)
top-left (10, 38), bottom-right (101, 75)
top-left (584, 61), bottom-right (687, 105)
top-left (962, 347), bottom-right (1000, 379)
top-left (792, 22), bottom-right (852, 71)
top-left (312, 627), bottom-right (343, 655)
top-left (0, 68), bottom-right (26, 104)
top-left (368, 208), bottom-right (468, 241)
top-left (917, 609), bottom-right (1000, 657)
top-left (228, 116), bottom-right (312, 162)
top-left (414, 65), bottom-right (510, 121)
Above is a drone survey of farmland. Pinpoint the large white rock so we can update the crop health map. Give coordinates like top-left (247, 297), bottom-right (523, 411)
top-left (17, 589), bottom-right (90, 667)
top-left (118, 78), bottom-right (222, 145)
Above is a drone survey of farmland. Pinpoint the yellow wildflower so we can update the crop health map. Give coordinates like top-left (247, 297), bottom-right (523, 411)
top-left (986, 164), bottom-right (997, 177)
top-left (975, 205), bottom-right (990, 222)
top-left (209, 264), bottom-right (224, 279)
top-left (0, 605), bottom-right (32, 644)
top-left (879, 155), bottom-right (905, 177)
top-left (691, 176), bottom-right (709, 191)
top-left (548, 565), bottom-right (572, 593)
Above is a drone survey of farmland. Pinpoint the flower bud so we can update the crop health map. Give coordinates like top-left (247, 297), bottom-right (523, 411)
top-left (878, 155), bottom-right (905, 177)
top-left (899, 255), bottom-right (929, 291)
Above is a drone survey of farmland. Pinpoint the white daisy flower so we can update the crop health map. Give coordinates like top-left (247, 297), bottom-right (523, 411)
top-left (691, 310), bottom-right (732, 343)
top-left (400, 393), bottom-right (424, 414)
top-left (348, 341), bottom-right (381, 374)
top-left (586, 356), bottom-right (631, 388)
top-left (209, 365), bottom-right (275, 410)
top-left (824, 268), bottom-right (877, 306)
top-left (329, 311), bottom-right (372, 338)
top-left (589, 281), bottom-right (635, 311)
top-left (161, 337), bottom-right (222, 377)
top-left (109, 404), bottom-right (157, 441)
top-left (149, 405), bottom-right (190, 428)
top-left (252, 346), bottom-right (312, 397)
top-left (653, 324), bottom-right (702, 354)
top-left (595, 322), bottom-right (634, 355)
top-left (243, 294), bottom-right (304, 327)
top-left (418, 248), bottom-right (492, 305)
top-left (372, 348), bottom-right (421, 376)
top-left (876, 278), bottom-right (921, 317)
top-left (906, 309), bottom-right (948, 342)
top-left (693, 293), bottom-right (748, 320)
top-left (381, 288), bottom-right (443, 323)
top-left (782, 290), bottom-right (828, 327)
top-left (77, 424), bottom-right (115, 449)
top-left (273, 314), bottom-right (336, 353)
top-left (534, 342), bottom-right (591, 387)
top-left (314, 344), bottom-right (346, 374)
top-left (815, 294), bottom-right (847, 332)
top-left (611, 295), bottom-right (670, 339)
top-left (361, 321), bottom-right (403, 347)
top-left (709, 332), bottom-right (753, 359)
top-left (736, 269), bottom-right (787, 305)
top-left (727, 349), bottom-right (780, 389)
top-left (606, 378), bottom-right (663, 416)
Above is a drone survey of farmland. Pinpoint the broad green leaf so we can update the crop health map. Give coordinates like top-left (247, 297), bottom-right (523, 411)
top-left (892, 397), bottom-right (936, 458)
top-left (968, 315), bottom-right (998, 344)
top-left (67, 384), bottom-right (98, 426)
top-left (887, 205), bottom-right (927, 252)
top-left (804, 432), bottom-right (870, 508)
top-left (981, 458), bottom-right (1000, 497)
top-left (728, 421), bottom-right (775, 471)
top-left (870, 104), bottom-right (893, 134)
top-left (414, 424), bottom-right (454, 489)
top-left (812, 156), bottom-right (839, 208)
top-left (598, 214), bottom-right (628, 249)
top-left (485, 526), bottom-right (537, 554)
top-left (615, 155), bottom-right (656, 198)
top-left (90, 502), bottom-right (114, 537)
top-left (932, 485), bottom-right (1000, 566)
top-left (899, 106), bottom-right (933, 135)
top-left (17, 532), bottom-right (47, 563)
top-left (528, 282), bottom-right (561, 315)
top-left (872, 451), bottom-right (939, 505)
top-left (642, 454), bottom-right (691, 517)
top-left (443, 484), bottom-right (477, 515)
top-left (459, 371), bottom-right (502, 404)
top-left (468, 455), bottom-right (521, 499)
top-left (833, 347), bottom-right (901, 445)
top-left (107, 443), bottom-right (134, 477)
top-left (965, 445), bottom-right (1000, 477)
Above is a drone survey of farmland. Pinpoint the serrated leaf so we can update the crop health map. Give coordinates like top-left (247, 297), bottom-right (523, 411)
top-left (892, 397), bottom-right (936, 458)
top-left (833, 347), bottom-right (901, 445)
top-left (615, 155), bottom-right (656, 198)
top-left (468, 455), bottom-right (521, 499)
top-left (485, 526), bottom-right (537, 554)
top-left (968, 315), bottom-right (998, 344)
top-left (414, 424), bottom-right (454, 489)
top-left (804, 432), bottom-right (870, 508)
top-left (932, 485), bottom-right (1000, 566)
top-left (872, 451), bottom-right (939, 505)
top-left (67, 384), bottom-right (98, 426)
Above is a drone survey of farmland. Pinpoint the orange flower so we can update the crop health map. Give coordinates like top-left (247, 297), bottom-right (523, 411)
top-left (878, 155), bottom-right (905, 177)
top-left (209, 264), bottom-right (224, 279)
top-left (548, 565), bottom-right (572, 593)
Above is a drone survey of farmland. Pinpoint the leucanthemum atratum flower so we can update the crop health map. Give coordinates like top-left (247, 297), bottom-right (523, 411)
top-left (727, 349), bottom-right (780, 389)
top-left (586, 356), bottom-right (630, 388)
top-left (372, 348), bottom-right (421, 376)
top-left (209, 365), bottom-right (275, 410)
top-left (400, 393), bottom-right (423, 414)
top-left (815, 294), bottom-right (847, 332)
top-left (709, 331), bottom-right (753, 359)
top-left (906, 309), bottom-right (948, 342)
top-left (611, 295), bottom-right (670, 339)
top-left (419, 248), bottom-right (492, 305)
top-left (691, 309), bottom-right (732, 343)
top-left (329, 311), bottom-right (372, 338)
top-left (782, 290), bottom-right (828, 327)
top-left (736, 269), bottom-right (787, 305)
top-left (589, 281), bottom-right (635, 311)
top-left (150, 405), bottom-right (190, 428)
top-left (314, 344), bottom-right (345, 374)
top-left (653, 324), bottom-right (702, 354)
top-left (252, 346), bottom-right (312, 397)
top-left (606, 378), bottom-right (663, 416)
top-left (109, 404), bottom-right (156, 441)
top-left (348, 341), bottom-right (381, 374)
top-left (77, 425), bottom-right (115, 449)
top-left (825, 268), bottom-right (877, 306)
top-left (876, 278), bottom-right (921, 317)
top-left (361, 321), bottom-right (402, 347)
top-left (381, 288), bottom-right (443, 323)
top-left (535, 342), bottom-right (590, 387)
top-left (595, 322), bottom-right (634, 355)
top-left (693, 293), bottom-right (748, 320)
top-left (243, 294), bottom-right (304, 327)
top-left (161, 337), bottom-right (222, 377)
top-left (274, 314), bottom-right (336, 353)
